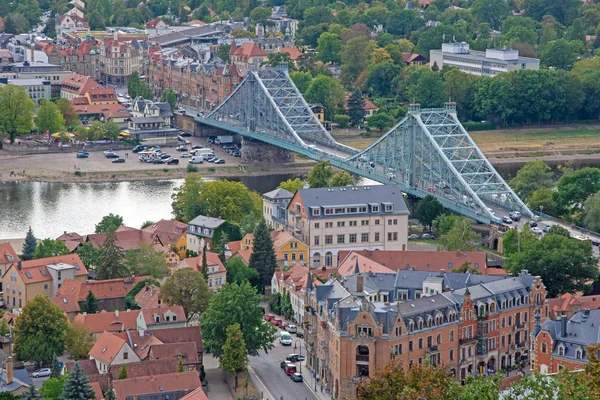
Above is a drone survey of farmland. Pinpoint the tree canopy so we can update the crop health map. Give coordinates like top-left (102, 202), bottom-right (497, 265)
top-left (160, 268), bottom-right (212, 320)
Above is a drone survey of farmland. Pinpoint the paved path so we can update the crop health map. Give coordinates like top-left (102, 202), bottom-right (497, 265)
top-left (203, 354), bottom-right (233, 400)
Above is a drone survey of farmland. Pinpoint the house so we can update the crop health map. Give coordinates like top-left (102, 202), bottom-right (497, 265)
top-left (151, 326), bottom-right (204, 363)
top-left (50, 293), bottom-right (81, 321)
top-left (56, 13), bottom-right (89, 36)
top-left (99, 33), bottom-right (143, 85)
top-left (88, 331), bottom-right (141, 373)
top-left (0, 357), bottom-right (30, 395)
top-left (44, 33), bottom-right (101, 80)
top-left (55, 231), bottom-right (84, 253)
top-left (309, 104), bottom-right (325, 123)
top-left (262, 188), bottom-right (294, 230)
top-left (545, 293), bottom-right (600, 320)
top-left (286, 186), bottom-right (409, 268)
top-left (176, 252), bottom-right (227, 290)
top-left (402, 52), bottom-right (426, 66)
top-left (2, 255), bottom-right (88, 310)
top-left (109, 359), bottom-right (179, 380)
top-left (141, 219), bottom-right (188, 259)
top-left (149, 342), bottom-right (200, 371)
top-left (60, 73), bottom-right (99, 100)
top-left (53, 275), bottom-right (151, 313)
top-left (73, 309), bottom-right (140, 337)
top-left (112, 371), bottom-right (201, 400)
top-left (0, 243), bottom-right (18, 290)
top-left (1, 78), bottom-right (52, 106)
top-left (235, 230), bottom-right (308, 267)
top-left (134, 283), bottom-right (162, 308)
top-left (229, 40), bottom-right (268, 72)
top-left (126, 97), bottom-right (179, 139)
top-left (136, 305), bottom-right (187, 330)
top-left (145, 17), bottom-right (168, 30)
top-left (186, 215), bottom-right (241, 253)
top-left (272, 264), bottom-right (321, 324)
top-left (181, 387), bottom-right (209, 400)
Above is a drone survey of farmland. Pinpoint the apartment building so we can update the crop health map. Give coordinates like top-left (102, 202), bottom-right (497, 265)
top-left (0, 78), bottom-right (51, 106)
top-left (429, 43), bottom-right (539, 77)
top-left (303, 270), bottom-right (547, 399)
top-left (99, 33), bottom-right (142, 85)
top-left (287, 186), bottom-right (409, 268)
top-left (263, 188), bottom-right (294, 230)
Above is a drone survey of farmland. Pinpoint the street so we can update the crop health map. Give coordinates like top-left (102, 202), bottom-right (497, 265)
top-left (249, 330), bottom-right (318, 400)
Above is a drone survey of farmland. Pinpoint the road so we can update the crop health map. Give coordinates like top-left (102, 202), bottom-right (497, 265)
top-left (249, 330), bottom-right (317, 400)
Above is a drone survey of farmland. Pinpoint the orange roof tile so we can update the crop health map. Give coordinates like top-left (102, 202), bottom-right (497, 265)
top-left (140, 305), bottom-right (186, 327)
top-left (178, 252), bottom-right (226, 275)
top-left (50, 293), bottom-right (80, 314)
top-left (14, 254), bottom-right (87, 284)
top-left (109, 359), bottom-right (179, 380)
top-left (181, 387), bottom-right (209, 400)
top-left (90, 381), bottom-right (104, 400)
top-left (227, 240), bottom-right (241, 254)
top-left (232, 248), bottom-right (252, 264)
top-left (134, 283), bottom-right (161, 309)
top-left (56, 276), bottom-right (151, 302)
top-left (113, 330), bottom-right (163, 360)
top-left (232, 42), bottom-right (268, 60)
top-left (150, 342), bottom-right (198, 365)
top-left (72, 103), bottom-right (128, 117)
top-left (113, 371), bottom-right (201, 399)
top-left (73, 309), bottom-right (140, 334)
top-left (337, 252), bottom-right (395, 277)
top-left (281, 47), bottom-right (302, 60)
top-left (0, 243), bottom-right (18, 265)
top-left (61, 74), bottom-right (99, 96)
top-left (141, 219), bottom-right (188, 247)
top-left (88, 331), bottom-right (128, 364)
top-left (150, 326), bottom-right (203, 353)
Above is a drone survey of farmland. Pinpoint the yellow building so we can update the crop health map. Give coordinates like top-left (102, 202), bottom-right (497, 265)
top-left (142, 220), bottom-right (189, 259)
top-left (2, 254), bottom-right (88, 310)
top-left (309, 103), bottom-right (325, 123)
top-left (237, 230), bottom-right (309, 266)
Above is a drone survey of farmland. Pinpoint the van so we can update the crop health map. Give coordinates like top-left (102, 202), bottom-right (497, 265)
top-left (192, 148), bottom-right (215, 157)
top-left (286, 324), bottom-right (297, 334)
top-left (189, 156), bottom-right (204, 164)
top-left (279, 331), bottom-right (292, 346)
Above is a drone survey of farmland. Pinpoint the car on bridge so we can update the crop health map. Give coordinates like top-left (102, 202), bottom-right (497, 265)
top-left (502, 216), bottom-right (513, 224)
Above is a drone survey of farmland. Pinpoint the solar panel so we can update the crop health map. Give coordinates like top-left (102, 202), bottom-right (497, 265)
top-left (25, 272), bottom-right (32, 279)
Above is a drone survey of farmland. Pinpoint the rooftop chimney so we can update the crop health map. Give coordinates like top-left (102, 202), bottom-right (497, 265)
top-left (6, 357), bottom-right (13, 385)
top-left (560, 313), bottom-right (567, 338)
top-left (357, 275), bottom-right (364, 293)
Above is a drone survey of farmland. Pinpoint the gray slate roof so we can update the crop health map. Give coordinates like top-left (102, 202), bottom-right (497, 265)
top-left (188, 215), bottom-right (226, 229)
top-left (263, 188), bottom-right (294, 200)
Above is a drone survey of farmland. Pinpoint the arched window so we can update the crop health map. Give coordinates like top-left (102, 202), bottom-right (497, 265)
top-left (541, 342), bottom-right (547, 354)
top-left (325, 252), bottom-right (333, 267)
top-left (312, 252), bottom-right (321, 267)
top-left (558, 345), bottom-right (565, 356)
top-left (418, 318), bottom-right (424, 330)
top-left (576, 349), bottom-right (582, 359)
top-left (427, 316), bottom-right (433, 328)
top-left (408, 320), bottom-right (414, 332)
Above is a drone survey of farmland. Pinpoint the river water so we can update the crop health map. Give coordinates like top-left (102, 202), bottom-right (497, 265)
top-left (0, 174), bottom-right (300, 239)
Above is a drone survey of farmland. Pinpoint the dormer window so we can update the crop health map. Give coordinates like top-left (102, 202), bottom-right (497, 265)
top-left (312, 208), bottom-right (320, 216)
top-left (576, 349), bottom-right (582, 359)
top-left (558, 345), bottom-right (565, 356)
top-left (384, 203), bottom-right (393, 212)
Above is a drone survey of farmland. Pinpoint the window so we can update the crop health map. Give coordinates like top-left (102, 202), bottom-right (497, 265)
top-left (314, 223), bottom-right (320, 228)
top-left (394, 219), bottom-right (398, 225)
top-left (337, 221), bottom-right (345, 227)
top-left (123, 352), bottom-right (128, 360)
top-left (325, 235), bottom-right (333, 244)
top-left (409, 341), bottom-right (413, 352)
top-left (395, 326), bottom-right (402, 336)
top-left (541, 342), bottom-right (547, 353)
top-left (375, 219), bottom-right (380, 225)
top-left (450, 330), bottom-right (454, 341)
top-left (337, 234), bottom-right (345, 244)
top-left (357, 326), bottom-right (373, 337)
top-left (284, 253), bottom-right (289, 261)
top-left (385, 204), bottom-right (393, 212)
top-left (155, 316), bottom-right (160, 322)
top-left (349, 221), bottom-right (357, 226)
top-left (325, 222), bottom-right (333, 228)
top-left (388, 219), bottom-right (392, 226)
top-left (387, 232), bottom-right (398, 241)
top-left (173, 315), bottom-right (177, 321)
top-left (372, 206), bottom-right (379, 212)
top-left (349, 234), bottom-right (357, 243)
top-left (418, 338), bottom-right (423, 349)
top-left (558, 346), bottom-right (565, 356)
top-left (44, 284), bottom-right (48, 290)
top-left (501, 336), bottom-right (505, 347)
top-left (375, 233), bottom-right (380, 241)
top-left (361, 233), bottom-right (369, 242)
top-left (393, 344), bottom-right (403, 355)
top-left (437, 333), bottom-right (441, 344)
top-left (314, 236), bottom-right (320, 245)
top-left (361, 220), bottom-right (369, 226)
top-left (312, 209), bottom-right (320, 216)
top-left (450, 349), bottom-right (454, 361)
top-left (292, 252), bottom-right (296, 261)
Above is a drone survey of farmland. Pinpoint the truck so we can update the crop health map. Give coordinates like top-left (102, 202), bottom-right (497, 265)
top-left (191, 148), bottom-right (215, 157)
top-left (216, 135), bottom-right (234, 145)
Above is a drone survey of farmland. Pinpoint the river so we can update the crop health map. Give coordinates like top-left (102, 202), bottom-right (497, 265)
top-left (0, 174), bottom-right (301, 239)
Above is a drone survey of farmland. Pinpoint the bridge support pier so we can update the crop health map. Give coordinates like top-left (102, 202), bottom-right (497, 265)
top-left (241, 137), bottom-right (295, 163)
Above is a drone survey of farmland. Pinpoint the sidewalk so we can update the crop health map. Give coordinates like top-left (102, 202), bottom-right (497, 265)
top-left (203, 354), bottom-right (233, 400)
top-left (300, 360), bottom-right (331, 400)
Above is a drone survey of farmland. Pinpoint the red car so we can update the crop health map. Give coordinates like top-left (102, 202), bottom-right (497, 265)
top-left (264, 314), bottom-right (275, 322)
top-left (273, 318), bottom-right (282, 327)
top-left (284, 364), bottom-right (297, 375)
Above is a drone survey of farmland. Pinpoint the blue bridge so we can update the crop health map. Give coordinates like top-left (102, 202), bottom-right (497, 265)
top-left (196, 65), bottom-right (532, 224)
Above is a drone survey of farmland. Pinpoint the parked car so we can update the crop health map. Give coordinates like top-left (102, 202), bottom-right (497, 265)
top-left (280, 361), bottom-right (290, 369)
top-left (132, 145), bottom-right (147, 153)
top-left (179, 132), bottom-right (192, 137)
top-left (214, 159), bottom-right (225, 164)
top-left (421, 233), bottom-right (435, 240)
top-left (279, 331), bottom-right (292, 346)
top-left (502, 216), bottom-right (513, 224)
top-left (192, 145), bottom-right (203, 150)
top-left (285, 324), bottom-right (297, 334)
top-left (408, 234), bottom-right (420, 239)
top-left (543, 225), bottom-right (552, 233)
top-left (112, 158), bottom-right (126, 163)
top-left (166, 158), bottom-right (179, 165)
top-left (272, 318), bottom-right (282, 327)
top-left (32, 368), bottom-right (51, 378)
top-left (290, 373), bottom-right (303, 382)
top-left (284, 363), bottom-right (297, 375)
top-left (176, 145), bottom-right (187, 151)
top-left (189, 156), bottom-right (204, 164)
top-left (529, 221), bottom-right (538, 228)
top-left (104, 152), bottom-right (119, 158)
top-left (296, 328), bottom-right (304, 338)
top-left (286, 354), bottom-right (305, 362)
top-left (264, 314), bottom-right (275, 322)
top-left (591, 239), bottom-right (600, 246)
top-left (531, 227), bottom-right (543, 235)
top-left (177, 107), bottom-right (186, 114)
top-left (232, 151), bottom-right (241, 157)
top-left (180, 153), bottom-right (192, 158)
top-left (76, 152), bottom-right (89, 158)
top-left (153, 159), bottom-right (166, 164)
top-left (160, 154), bottom-right (171, 159)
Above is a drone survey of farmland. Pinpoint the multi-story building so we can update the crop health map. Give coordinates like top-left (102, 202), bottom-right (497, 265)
top-left (532, 309), bottom-right (599, 374)
top-left (263, 188), bottom-right (294, 230)
top-left (60, 73), bottom-right (99, 100)
top-left (0, 243), bottom-right (19, 290)
top-left (229, 41), bottom-right (268, 74)
top-left (0, 77), bottom-right (51, 106)
top-left (126, 96), bottom-right (178, 139)
top-left (429, 42), bottom-right (539, 77)
top-left (545, 292), bottom-right (600, 320)
top-left (99, 33), bottom-right (142, 85)
top-left (186, 215), bottom-right (240, 253)
top-left (0, 61), bottom-right (73, 98)
top-left (1, 255), bottom-right (88, 310)
top-left (304, 270), bottom-right (547, 399)
top-left (56, 13), bottom-right (89, 36)
top-left (176, 252), bottom-right (227, 291)
top-left (286, 186), bottom-right (409, 268)
top-left (43, 33), bottom-right (101, 80)
top-left (238, 230), bottom-right (309, 267)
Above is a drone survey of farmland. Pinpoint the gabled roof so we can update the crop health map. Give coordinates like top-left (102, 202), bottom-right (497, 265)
top-left (113, 371), bottom-right (201, 399)
top-left (141, 219), bottom-right (188, 246)
top-left (134, 283), bottom-right (161, 309)
top-left (61, 74), bottom-right (99, 95)
top-left (0, 242), bottom-right (18, 265)
top-left (11, 254), bottom-right (88, 284)
top-left (151, 326), bottom-right (203, 353)
top-left (140, 305), bottom-right (186, 326)
top-left (109, 359), bottom-right (179, 380)
top-left (88, 331), bottom-right (128, 364)
top-left (73, 310), bottom-right (140, 334)
top-left (263, 188), bottom-right (294, 199)
top-left (231, 42), bottom-right (268, 60)
top-left (187, 215), bottom-right (226, 229)
top-left (150, 342), bottom-right (198, 365)
top-left (50, 293), bottom-right (80, 313)
top-left (177, 252), bottom-right (226, 275)
top-left (281, 47), bottom-right (302, 60)
top-left (270, 230), bottom-right (300, 249)
top-left (113, 330), bottom-right (163, 360)
top-left (86, 226), bottom-right (156, 251)
top-left (56, 275), bottom-right (151, 302)
top-left (338, 252), bottom-right (394, 277)
top-left (181, 386), bottom-right (209, 400)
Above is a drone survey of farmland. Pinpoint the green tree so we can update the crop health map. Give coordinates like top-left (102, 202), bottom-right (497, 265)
top-left (40, 375), bottom-right (67, 400)
top-left (217, 233), bottom-right (228, 266)
top-left (50, 359), bottom-right (61, 379)
top-left (340, 36), bottom-right (376, 85)
top-left (32, 239), bottom-right (69, 259)
top-left (502, 227), bottom-right (537, 256)
top-left (160, 268), bottom-right (211, 320)
top-left (0, 320), bottom-right (9, 338)
top-left (541, 39), bottom-right (584, 70)
top-left (402, 67), bottom-right (446, 107)
top-left (4, 12), bottom-right (30, 34)
top-left (305, 74), bottom-right (345, 120)
top-left (503, 25), bottom-right (538, 46)
top-left (460, 373), bottom-right (502, 399)
top-left (118, 364), bottom-right (128, 379)
top-left (316, 32), bottom-right (342, 64)
top-left (21, 384), bottom-right (39, 400)
top-left (56, 98), bottom-right (79, 127)
top-left (249, 6), bottom-right (271, 26)
top-left (432, 214), bottom-right (459, 235)
top-left (128, 71), bottom-right (141, 98)
top-left (201, 281), bottom-right (276, 358)
top-left (329, 171), bottom-right (354, 187)
top-left (439, 217), bottom-right (480, 251)
top-left (76, 242), bottom-right (101, 269)
top-left (347, 88), bottom-right (365, 126)
top-left (177, 359), bottom-right (184, 372)
top-left (96, 230), bottom-right (126, 280)
top-left (80, 291), bottom-right (99, 314)
top-left (471, 0), bottom-right (510, 30)
top-left (454, 261), bottom-right (481, 274)
top-left (123, 244), bottom-right (169, 278)
top-left (35, 99), bottom-right (64, 134)
top-left (61, 362), bottom-right (95, 400)
top-left (140, 220), bottom-right (154, 229)
top-left (64, 322), bottom-right (94, 359)
top-left (523, 0), bottom-right (580, 26)
top-left (171, 173), bottom-right (205, 222)
top-left (0, 84), bottom-right (35, 143)
top-left (22, 226), bottom-right (37, 260)
top-left (365, 62), bottom-right (402, 98)
top-left (278, 178), bottom-right (304, 194)
top-left (584, 191), bottom-right (600, 232)
top-left (417, 24), bottom-right (464, 61)
top-left (366, 112), bottom-right (394, 131)
top-left (528, 187), bottom-right (559, 217)
top-left (442, 68), bottom-right (479, 120)
top-left (95, 213), bottom-right (124, 233)
top-left (161, 89), bottom-right (178, 110)
top-left (201, 243), bottom-right (209, 282)
top-left (226, 257), bottom-right (260, 286)
top-left (104, 120), bottom-right (121, 141)
top-left (14, 296), bottom-right (68, 364)
top-left (509, 161), bottom-right (554, 201)
top-left (387, 9), bottom-right (424, 36)
top-left (289, 71), bottom-right (312, 94)
top-left (307, 161), bottom-right (333, 188)
top-left (220, 323), bottom-right (249, 391)
top-left (506, 230), bottom-right (599, 297)
top-left (557, 167), bottom-right (600, 208)
top-left (248, 221), bottom-right (277, 291)
top-left (415, 195), bottom-right (445, 230)
top-left (333, 114), bottom-right (350, 128)
top-left (88, 10), bottom-right (106, 30)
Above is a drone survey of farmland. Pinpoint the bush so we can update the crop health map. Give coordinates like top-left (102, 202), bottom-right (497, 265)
top-left (463, 121), bottom-right (496, 131)
top-left (187, 163), bottom-right (198, 173)
top-left (333, 114), bottom-right (350, 128)
top-left (74, 171), bottom-right (83, 177)
top-left (162, 168), bottom-right (169, 173)
top-left (208, 168), bottom-right (215, 172)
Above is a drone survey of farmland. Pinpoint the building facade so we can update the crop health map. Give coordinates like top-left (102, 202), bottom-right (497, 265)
top-left (429, 43), bottom-right (540, 77)
top-left (1, 78), bottom-right (51, 106)
top-left (262, 188), bottom-right (294, 230)
top-left (44, 33), bottom-right (101, 80)
top-left (99, 34), bottom-right (142, 85)
top-left (287, 186), bottom-right (409, 268)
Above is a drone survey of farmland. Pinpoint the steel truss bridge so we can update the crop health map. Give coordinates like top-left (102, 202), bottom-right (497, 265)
top-left (197, 65), bottom-right (532, 223)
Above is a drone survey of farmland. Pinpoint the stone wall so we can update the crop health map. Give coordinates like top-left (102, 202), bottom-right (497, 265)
top-left (241, 137), bottom-right (294, 163)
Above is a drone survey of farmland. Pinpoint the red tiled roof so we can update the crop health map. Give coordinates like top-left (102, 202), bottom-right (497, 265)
top-left (185, 20), bottom-right (206, 26)
top-left (88, 331), bottom-right (128, 364)
top-left (13, 254), bottom-right (87, 284)
top-left (113, 371), bottom-right (201, 399)
top-left (141, 219), bottom-right (188, 247)
top-left (113, 330), bottom-right (163, 360)
top-left (73, 309), bottom-right (139, 334)
top-left (150, 326), bottom-right (203, 353)
top-left (72, 103), bottom-right (128, 117)
top-left (109, 359), bottom-right (179, 380)
top-left (0, 243), bottom-right (18, 265)
top-left (281, 47), bottom-right (302, 60)
top-left (181, 387), bottom-right (209, 400)
top-left (65, 359), bottom-right (99, 376)
top-left (178, 252), bottom-right (226, 275)
top-left (140, 305), bottom-right (186, 327)
top-left (61, 74), bottom-right (99, 96)
top-left (402, 53), bottom-right (425, 63)
top-left (50, 293), bottom-right (80, 313)
top-left (145, 17), bottom-right (164, 29)
top-left (90, 382), bottom-right (103, 400)
top-left (56, 231), bottom-right (84, 243)
top-left (337, 250), bottom-right (492, 274)
top-left (231, 248), bottom-right (252, 264)
top-left (56, 275), bottom-right (151, 302)
top-left (227, 240), bottom-right (241, 254)
top-left (337, 252), bottom-right (395, 277)
top-left (149, 342), bottom-right (198, 365)
top-left (134, 283), bottom-right (161, 309)
top-left (231, 42), bottom-right (268, 60)
top-left (86, 227), bottom-right (156, 251)
top-left (87, 87), bottom-right (118, 103)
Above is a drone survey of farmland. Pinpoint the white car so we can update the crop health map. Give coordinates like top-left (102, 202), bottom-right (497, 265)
top-left (180, 153), bottom-right (191, 158)
top-left (32, 368), bottom-right (51, 378)
top-left (531, 227), bottom-right (543, 235)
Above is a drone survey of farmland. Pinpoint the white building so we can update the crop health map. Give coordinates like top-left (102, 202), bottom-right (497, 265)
top-left (263, 188), bottom-right (294, 230)
top-left (429, 42), bottom-right (540, 77)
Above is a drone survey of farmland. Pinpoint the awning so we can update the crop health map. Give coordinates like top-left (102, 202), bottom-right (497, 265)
top-left (50, 132), bottom-right (75, 138)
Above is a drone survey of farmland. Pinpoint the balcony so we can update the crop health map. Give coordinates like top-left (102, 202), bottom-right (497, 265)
top-left (426, 345), bottom-right (438, 353)
top-left (477, 314), bottom-right (489, 321)
top-left (356, 354), bottom-right (370, 362)
top-left (514, 322), bottom-right (525, 330)
top-left (516, 341), bottom-right (526, 349)
top-left (459, 336), bottom-right (478, 345)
